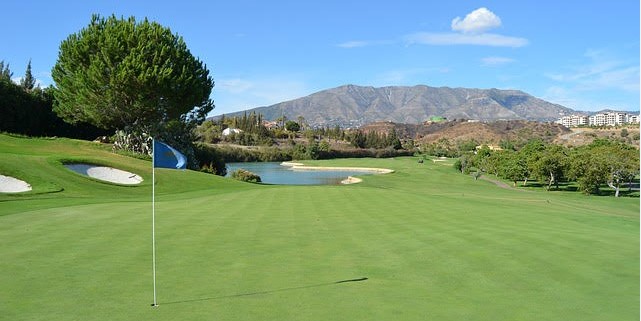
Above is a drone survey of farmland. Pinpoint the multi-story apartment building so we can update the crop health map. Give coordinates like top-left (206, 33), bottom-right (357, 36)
top-left (589, 113), bottom-right (608, 126)
top-left (557, 111), bottom-right (639, 127)
top-left (558, 115), bottom-right (589, 127)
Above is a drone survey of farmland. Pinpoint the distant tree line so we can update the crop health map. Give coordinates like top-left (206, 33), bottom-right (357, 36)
top-left (451, 138), bottom-right (639, 197)
top-left (0, 60), bottom-right (107, 139)
top-left (197, 112), bottom-right (407, 151)
top-left (346, 129), bottom-right (402, 150)
top-left (192, 112), bottom-right (412, 175)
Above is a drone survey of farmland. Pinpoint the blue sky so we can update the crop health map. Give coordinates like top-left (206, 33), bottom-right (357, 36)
top-left (2, 0), bottom-right (639, 115)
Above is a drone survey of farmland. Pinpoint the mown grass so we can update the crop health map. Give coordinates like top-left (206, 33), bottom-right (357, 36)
top-left (0, 134), bottom-right (638, 321)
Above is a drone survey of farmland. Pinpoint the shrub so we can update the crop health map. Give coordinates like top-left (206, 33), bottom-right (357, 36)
top-left (231, 169), bottom-right (261, 183)
top-left (193, 143), bottom-right (227, 175)
top-left (620, 128), bottom-right (629, 137)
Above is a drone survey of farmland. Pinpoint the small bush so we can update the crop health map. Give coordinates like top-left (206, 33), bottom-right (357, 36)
top-left (193, 143), bottom-right (227, 175)
top-left (231, 169), bottom-right (262, 183)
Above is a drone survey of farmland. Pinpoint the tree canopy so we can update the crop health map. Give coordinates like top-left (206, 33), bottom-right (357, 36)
top-left (0, 61), bottom-right (12, 81)
top-left (451, 138), bottom-right (639, 197)
top-left (51, 14), bottom-right (214, 133)
top-left (20, 59), bottom-right (36, 92)
top-left (0, 61), bottom-right (107, 139)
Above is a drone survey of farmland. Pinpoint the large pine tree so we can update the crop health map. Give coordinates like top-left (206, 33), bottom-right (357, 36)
top-left (51, 14), bottom-right (214, 135)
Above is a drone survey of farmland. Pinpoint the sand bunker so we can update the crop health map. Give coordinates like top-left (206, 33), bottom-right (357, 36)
top-left (281, 162), bottom-right (394, 174)
top-left (65, 164), bottom-right (143, 185)
top-left (341, 176), bottom-right (363, 184)
top-left (281, 162), bottom-right (393, 185)
top-left (0, 175), bottom-right (32, 193)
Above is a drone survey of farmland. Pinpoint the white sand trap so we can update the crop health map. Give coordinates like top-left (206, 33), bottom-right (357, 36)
top-left (0, 175), bottom-right (32, 193)
top-left (65, 164), bottom-right (143, 185)
top-left (281, 162), bottom-right (394, 174)
top-left (281, 162), bottom-right (393, 185)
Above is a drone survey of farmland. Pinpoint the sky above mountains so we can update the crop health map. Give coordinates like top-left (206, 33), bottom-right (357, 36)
top-left (3, 0), bottom-right (639, 115)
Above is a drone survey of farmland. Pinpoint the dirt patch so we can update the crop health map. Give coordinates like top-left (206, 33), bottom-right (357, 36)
top-left (478, 175), bottom-right (528, 192)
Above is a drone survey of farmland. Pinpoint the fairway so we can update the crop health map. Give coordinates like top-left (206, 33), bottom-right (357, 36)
top-left (1, 134), bottom-right (638, 321)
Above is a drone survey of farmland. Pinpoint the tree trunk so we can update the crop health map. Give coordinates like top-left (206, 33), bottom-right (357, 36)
top-left (608, 181), bottom-right (620, 197)
top-left (547, 172), bottom-right (554, 191)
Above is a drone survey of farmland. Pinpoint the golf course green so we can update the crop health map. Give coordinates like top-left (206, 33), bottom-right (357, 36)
top-left (1, 134), bottom-right (638, 321)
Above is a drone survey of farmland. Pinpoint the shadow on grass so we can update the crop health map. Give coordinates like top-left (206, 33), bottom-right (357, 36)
top-left (160, 277), bottom-right (368, 306)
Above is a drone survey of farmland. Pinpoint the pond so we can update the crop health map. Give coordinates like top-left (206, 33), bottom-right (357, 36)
top-left (225, 162), bottom-right (377, 185)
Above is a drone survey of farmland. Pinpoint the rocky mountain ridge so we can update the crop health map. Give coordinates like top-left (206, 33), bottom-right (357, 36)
top-left (215, 84), bottom-right (575, 127)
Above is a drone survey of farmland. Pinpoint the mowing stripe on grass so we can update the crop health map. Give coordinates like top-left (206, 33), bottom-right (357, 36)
top-left (1, 135), bottom-right (638, 321)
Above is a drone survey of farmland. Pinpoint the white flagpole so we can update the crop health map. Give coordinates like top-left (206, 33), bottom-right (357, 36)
top-left (152, 138), bottom-right (158, 307)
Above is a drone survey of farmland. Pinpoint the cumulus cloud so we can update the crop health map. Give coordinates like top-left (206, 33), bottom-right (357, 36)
top-left (403, 7), bottom-right (527, 47)
top-left (451, 7), bottom-right (502, 34)
top-left (337, 8), bottom-right (525, 49)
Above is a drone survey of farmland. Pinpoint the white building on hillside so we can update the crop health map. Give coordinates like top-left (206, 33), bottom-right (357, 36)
top-left (589, 113), bottom-right (607, 126)
top-left (222, 128), bottom-right (243, 136)
top-left (557, 111), bottom-right (639, 127)
top-left (589, 112), bottom-right (628, 126)
top-left (558, 115), bottom-right (589, 127)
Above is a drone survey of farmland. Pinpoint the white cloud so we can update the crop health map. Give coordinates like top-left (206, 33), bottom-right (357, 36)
top-left (10, 76), bottom-right (48, 88)
top-left (541, 85), bottom-right (631, 111)
top-left (337, 40), bottom-right (393, 48)
top-left (213, 76), bottom-right (312, 115)
top-left (218, 78), bottom-right (254, 94)
top-left (545, 49), bottom-right (640, 92)
top-left (481, 56), bottom-right (515, 66)
top-left (337, 8), bottom-right (525, 49)
top-left (337, 41), bottom-right (370, 48)
top-left (405, 32), bottom-right (528, 47)
top-left (542, 86), bottom-right (582, 109)
top-left (451, 7), bottom-right (502, 34)
top-left (542, 49), bottom-right (640, 111)
top-left (404, 7), bottom-right (527, 48)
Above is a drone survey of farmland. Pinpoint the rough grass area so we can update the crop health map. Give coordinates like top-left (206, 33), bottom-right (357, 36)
top-left (0, 134), bottom-right (638, 321)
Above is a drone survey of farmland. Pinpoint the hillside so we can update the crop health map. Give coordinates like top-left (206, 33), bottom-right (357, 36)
top-left (216, 84), bottom-right (574, 127)
top-left (359, 120), bottom-right (572, 145)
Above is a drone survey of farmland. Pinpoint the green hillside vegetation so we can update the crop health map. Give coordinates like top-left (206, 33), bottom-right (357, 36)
top-left (1, 134), bottom-right (638, 321)
top-left (454, 139), bottom-right (639, 196)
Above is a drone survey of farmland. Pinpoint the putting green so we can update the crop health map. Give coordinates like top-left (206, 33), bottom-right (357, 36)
top-left (0, 134), bottom-right (638, 321)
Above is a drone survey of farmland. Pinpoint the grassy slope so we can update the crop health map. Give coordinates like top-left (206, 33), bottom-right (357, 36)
top-left (0, 134), bottom-right (638, 321)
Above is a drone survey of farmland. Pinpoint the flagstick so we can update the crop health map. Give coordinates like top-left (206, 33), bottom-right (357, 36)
top-left (152, 138), bottom-right (158, 307)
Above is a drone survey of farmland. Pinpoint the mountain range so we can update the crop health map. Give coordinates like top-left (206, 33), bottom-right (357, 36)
top-left (215, 84), bottom-right (575, 127)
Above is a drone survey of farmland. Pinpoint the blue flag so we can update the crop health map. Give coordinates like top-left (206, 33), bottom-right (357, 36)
top-left (153, 140), bottom-right (187, 169)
